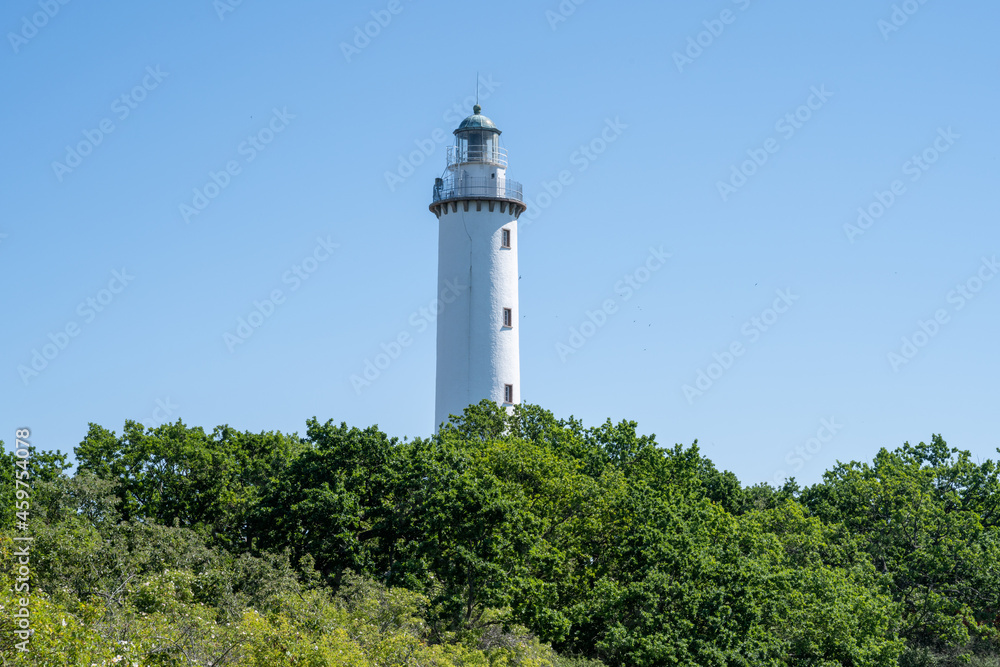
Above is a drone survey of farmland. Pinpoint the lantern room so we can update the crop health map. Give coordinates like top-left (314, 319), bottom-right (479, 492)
top-left (449, 104), bottom-right (507, 167)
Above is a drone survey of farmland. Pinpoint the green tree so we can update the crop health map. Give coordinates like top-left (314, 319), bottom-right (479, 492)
top-left (249, 420), bottom-right (400, 586)
top-left (75, 420), bottom-right (305, 548)
top-left (802, 436), bottom-right (1000, 658)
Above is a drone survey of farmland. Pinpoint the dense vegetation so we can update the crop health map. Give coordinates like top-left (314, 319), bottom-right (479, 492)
top-left (2, 401), bottom-right (999, 666)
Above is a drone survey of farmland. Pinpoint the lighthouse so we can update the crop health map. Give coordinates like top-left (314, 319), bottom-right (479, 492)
top-left (429, 104), bottom-right (526, 429)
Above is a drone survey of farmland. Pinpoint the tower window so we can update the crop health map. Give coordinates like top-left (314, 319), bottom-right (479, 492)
top-left (503, 308), bottom-right (512, 328)
top-left (504, 384), bottom-right (514, 404)
top-left (501, 228), bottom-right (511, 248)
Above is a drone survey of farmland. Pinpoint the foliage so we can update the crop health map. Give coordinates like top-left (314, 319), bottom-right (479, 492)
top-left (801, 436), bottom-right (1000, 660)
top-left (74, 421), bottom-right (305, 550)
top-left (0, 406), bottom-right (998, 665)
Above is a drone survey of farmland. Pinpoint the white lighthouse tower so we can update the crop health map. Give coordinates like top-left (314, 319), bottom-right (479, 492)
top-left (429, 104), bottom-right (526, 429)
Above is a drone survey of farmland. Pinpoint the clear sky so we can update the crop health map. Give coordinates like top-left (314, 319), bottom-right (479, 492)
top-left (3, 0), bottom-right (998, 488)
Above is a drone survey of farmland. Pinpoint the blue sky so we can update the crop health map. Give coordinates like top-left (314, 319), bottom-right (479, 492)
top-left (2, 0), bottom-right (998, 487)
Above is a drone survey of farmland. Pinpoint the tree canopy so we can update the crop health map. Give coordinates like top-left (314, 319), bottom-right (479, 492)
top-left (1, 403), bottom-right (998, 665)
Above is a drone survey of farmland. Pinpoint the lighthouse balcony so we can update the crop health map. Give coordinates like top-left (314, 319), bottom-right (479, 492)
top-left (430, 176), bottom-right (526, 218)
top-left (432, 176), bottom-right (523, 203)
top-left (446, 145), bottom-right (509, 168)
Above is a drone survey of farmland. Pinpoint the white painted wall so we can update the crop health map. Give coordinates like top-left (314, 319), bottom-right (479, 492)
top-left (434, 203), bottom-right (519, 429)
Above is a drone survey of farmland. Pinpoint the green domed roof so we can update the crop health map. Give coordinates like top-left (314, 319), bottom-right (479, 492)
top-left (455, 105), bottom-right (501, 134)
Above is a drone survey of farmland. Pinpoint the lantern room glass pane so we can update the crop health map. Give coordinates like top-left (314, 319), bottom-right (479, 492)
top-left (468, 131), bottom-right (485, 160)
